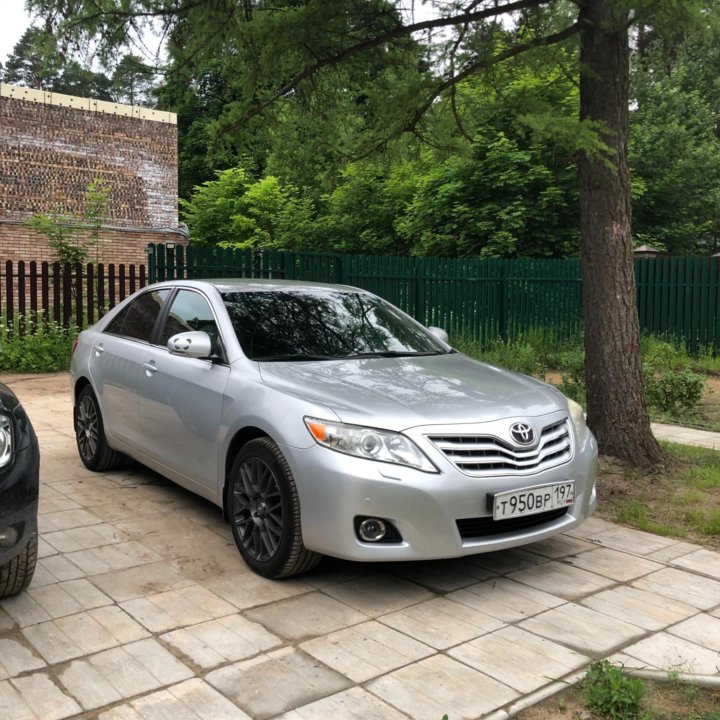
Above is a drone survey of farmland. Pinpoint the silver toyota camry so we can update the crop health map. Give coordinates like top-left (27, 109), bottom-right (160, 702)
top-left (70, 279), bottom-right (598, 578)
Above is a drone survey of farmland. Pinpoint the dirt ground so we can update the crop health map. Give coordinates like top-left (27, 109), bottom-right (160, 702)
top-left (515, 677), bottom-right (720, 720)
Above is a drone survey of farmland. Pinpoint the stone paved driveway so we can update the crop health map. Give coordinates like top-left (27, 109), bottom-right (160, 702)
top-left (1, 373), bottom-right (719, 720)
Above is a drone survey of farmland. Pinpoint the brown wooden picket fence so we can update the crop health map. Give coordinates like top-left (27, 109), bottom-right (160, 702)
top-left (0, 260), bottom-right (146, 329)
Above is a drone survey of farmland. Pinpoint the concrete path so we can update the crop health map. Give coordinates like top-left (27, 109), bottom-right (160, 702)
top-left (652, 421), bottom-right (720, 450)
top-left (1, 373), bottom-right (719, 720)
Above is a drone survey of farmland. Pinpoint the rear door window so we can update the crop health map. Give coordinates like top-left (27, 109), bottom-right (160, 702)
top-left (105, 289), bottom-right (170, 342)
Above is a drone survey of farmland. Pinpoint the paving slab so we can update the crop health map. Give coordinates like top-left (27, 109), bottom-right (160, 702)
top-left (161, 614), bottom-right (282, 669)
top-left (563, 547), bottom-right (665, 581)
top-left (22, 606), bottom-right (150, 664)
top-left (585, 526), bottom-right (679, 556)
top-left (276, 687), bottom-right (409, 720)
top-left (621, 632), bottom-right (720, 675)
top-left (206, 647), bottom-right (351, 720)
top-left (0, 639), bottom-right (45, 680)
top-left (300, 620), bottom-right (434, 683)
top-left (447, 577), bottom-right (566, 623)
top-left (321, 573), bottom-right (434, 617)
top-left (632, 567), bottom-right (720, 610)
top-left (7, 673), bottom-right (81, 720)
top-left (378, 596), bottom-right (503, 649)
top-left (671, 548), bottom-right (720, 580)
top-left (668, 613), bottom-right (720, 648)
top-left (119, 585), bottom-right (237, 633)
top-left (448, 626), bottom-right (590, 693)
top-left (3, 372), bottom-right (720, 720)
top-left (580, 585), bottom-right (697, 631)
top-left (509, 560), bottom-right (617, 600)
top-left (519, 602), bottom-right (647, 655)
top-left (367, 654), bottom-right (518, 720)
top-left (244, 592), bottom-right (368, 642)
top-left (98, 679), bottom-right (253, 720)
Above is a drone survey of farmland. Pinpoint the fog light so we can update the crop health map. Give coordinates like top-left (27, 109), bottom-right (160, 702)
top-left (0, 527), bottom-right (18, 547)
top-left (358, 518), bottom-right (387, 542)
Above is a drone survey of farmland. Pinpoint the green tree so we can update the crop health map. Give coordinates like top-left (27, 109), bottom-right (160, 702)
top-left (181, 167), bottom-right (316, 250)
top-left (2, 26), bottom-right (114, 98)
top-left (25, 179), bottom-right (111, 264)
top-left (630, 37), bottom-right (720, 255)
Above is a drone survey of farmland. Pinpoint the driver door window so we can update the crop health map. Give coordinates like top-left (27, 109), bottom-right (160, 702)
top-left (160, 289), bottom-right (223, 359)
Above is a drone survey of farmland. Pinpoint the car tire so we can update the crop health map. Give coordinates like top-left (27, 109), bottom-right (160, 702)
top-left (74, 385), bottom-right (125, 471)
top-left (0, 532), bottom-right (37, 599)
top-left (229, 437), bottom-right (321, 578)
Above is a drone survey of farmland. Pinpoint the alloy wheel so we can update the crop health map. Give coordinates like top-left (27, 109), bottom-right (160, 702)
top-left (232, 456), bottom-right (283, 562)
top-left (76, 394), bottom-right (99, 462)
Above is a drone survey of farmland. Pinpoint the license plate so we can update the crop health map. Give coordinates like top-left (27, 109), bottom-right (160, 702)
top-left (492, 481), bottom-right (575, 520)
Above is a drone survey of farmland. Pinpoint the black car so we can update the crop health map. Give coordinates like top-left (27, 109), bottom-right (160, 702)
top-left (0, 383), bottom-right (39, 598)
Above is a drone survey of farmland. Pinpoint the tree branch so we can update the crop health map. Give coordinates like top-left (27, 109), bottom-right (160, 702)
top-left (401, 22), bottom-right (581, 135)
top-left (223, 0), bottom-right (552, 127)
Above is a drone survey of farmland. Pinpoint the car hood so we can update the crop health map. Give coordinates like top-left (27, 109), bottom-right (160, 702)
top-left (258, 353), bottom-right (567, 429)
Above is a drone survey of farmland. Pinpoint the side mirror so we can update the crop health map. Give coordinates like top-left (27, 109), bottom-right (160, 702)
top-left (167, 331), bottom-right (212, 359)
top-left (427, 326), bottom-right (449, 344)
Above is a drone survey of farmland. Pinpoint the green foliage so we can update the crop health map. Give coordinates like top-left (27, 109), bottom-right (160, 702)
top-left (630, 32), bottom-right (720, 254)
top-left (644, 367), bottom-right (707, 415)
top-left (0, 316), bottom-right (77, 373)
top-left (24, 179), bottom-right (112, 264)
top-left (640, 336), bottom-right (708, 415)
top-left (180, 168), bottom-right (316, 250)
top-left (478, 339), bottom-right (543, 376)
top-left (583, 661), bottom-right (645, 720)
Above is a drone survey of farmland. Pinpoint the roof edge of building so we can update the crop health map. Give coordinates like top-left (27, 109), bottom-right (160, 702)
top-left (0, 82), bottom-right (176, 125)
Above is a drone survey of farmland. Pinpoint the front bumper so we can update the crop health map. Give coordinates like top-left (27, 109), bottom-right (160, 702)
top-left (284, 425), bottom-right (598, 562)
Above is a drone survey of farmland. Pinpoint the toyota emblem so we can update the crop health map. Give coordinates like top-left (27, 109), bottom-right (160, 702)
top-left (510, 422), bottom-right (535, 446)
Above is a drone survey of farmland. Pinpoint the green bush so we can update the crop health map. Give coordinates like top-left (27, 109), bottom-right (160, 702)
top-left (0, 316), bottom-right (77, 373)
top-left (478, 338), bottom-right (543, 376)
top-left (644, 366), bottom-right (707, 415)
top-left (584, 661), bottom-right (645, 720)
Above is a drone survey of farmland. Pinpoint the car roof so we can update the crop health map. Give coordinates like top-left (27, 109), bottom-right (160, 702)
top-left (152, 278), bottom-right (369, 295)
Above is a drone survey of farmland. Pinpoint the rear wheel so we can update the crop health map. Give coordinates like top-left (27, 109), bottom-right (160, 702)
top-left (74, 385), bottom-right (125, 471)
top-left (229, 437), bottom-right (321, 578)
top-left (0, 533), bottom-right (37, 598)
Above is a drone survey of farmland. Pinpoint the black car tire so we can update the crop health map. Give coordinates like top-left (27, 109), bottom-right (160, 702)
top-left (229, 437), bottom-right (321, 578)
top-left (74, 385), bottom-right (125, 471)
top-left (0, 532), bottom-right (37, 599)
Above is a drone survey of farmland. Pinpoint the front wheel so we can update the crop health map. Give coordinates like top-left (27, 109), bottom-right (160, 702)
top-left (0, 533), bottom-right (37, 598)
top-left (229, 437), bottom-right (321, 578)
top-left (74, 385), bottom-right (125, 471)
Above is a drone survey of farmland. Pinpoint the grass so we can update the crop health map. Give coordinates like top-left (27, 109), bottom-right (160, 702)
top-left (513, 667), bottom-right (720, 720)
top-left (596, 442), bottom-right (720, 549)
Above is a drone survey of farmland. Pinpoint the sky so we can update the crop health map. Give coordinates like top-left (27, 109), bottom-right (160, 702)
top-left (0, 0), bottom-right (33, 66)
top-left (0, 1), bottom-right (440, 72)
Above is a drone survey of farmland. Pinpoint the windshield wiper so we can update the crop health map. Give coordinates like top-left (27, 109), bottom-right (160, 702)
top-left (344, 350), bottom-right (448, 359)
top-left (253, 354), bottom-right (340, 362)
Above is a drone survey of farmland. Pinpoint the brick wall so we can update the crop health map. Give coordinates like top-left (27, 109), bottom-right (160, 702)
top-left (0, 83), bottom-right (186, 266)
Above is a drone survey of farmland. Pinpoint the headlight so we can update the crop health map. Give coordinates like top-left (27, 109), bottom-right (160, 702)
top-left (304, 417), bottom-right (437, 473)
top-left (0, 414), bottom-right (12, 467)
top-left (567, 399), bottom-right (587, 438)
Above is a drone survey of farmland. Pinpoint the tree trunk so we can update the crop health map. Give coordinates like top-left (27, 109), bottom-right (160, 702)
top-left (577, 0), bottom-right (664, 465)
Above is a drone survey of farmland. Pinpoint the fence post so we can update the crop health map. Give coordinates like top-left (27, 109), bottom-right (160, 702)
top-left (415, 258), bottom-right (426, 325)
top-left (146, 244), bottom-right (156, 283)
top-left (282, 251), bottom-right (296, 280)
top-left (498, 260), bottom-right (507, 341)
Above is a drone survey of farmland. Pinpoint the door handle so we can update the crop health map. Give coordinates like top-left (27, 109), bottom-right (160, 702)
top-left (143, 362), bottom-right (158, 374)
top-left (93, 344), bottom-right (105, 356)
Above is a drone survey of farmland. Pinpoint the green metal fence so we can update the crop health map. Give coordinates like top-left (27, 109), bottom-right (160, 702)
top-left (147, 244), bottom-right (720, 351)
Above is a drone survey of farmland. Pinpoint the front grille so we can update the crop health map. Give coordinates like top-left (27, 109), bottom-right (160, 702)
top-left (456, 507), bottom-right (568, 539)
top-left (428, 419), bottom-right (572, 476)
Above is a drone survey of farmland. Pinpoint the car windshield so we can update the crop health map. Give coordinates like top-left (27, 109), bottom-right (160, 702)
top-left (222, 290), bottom-right (449, 361)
